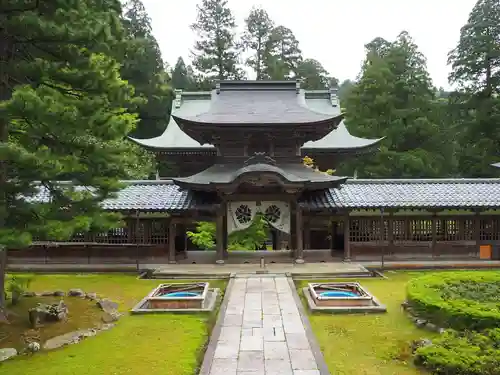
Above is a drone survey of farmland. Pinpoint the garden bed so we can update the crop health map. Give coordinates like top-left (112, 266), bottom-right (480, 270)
top-left (406, 271), bottom-right (500, 330)
top-left (0, 274), bottom-right (227, 375)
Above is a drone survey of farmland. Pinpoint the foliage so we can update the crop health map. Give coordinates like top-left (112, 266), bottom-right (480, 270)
top-left (414, 328), bottom-right (500, 375)
top-left (121, 0), bottom-right (173, 139)
top-left (296, 59), bottom-right (337, 90)
top-left (241, 7), bottom-right (275, 80)
top-left (0, 274), bottom-right (227, 375)
top-left (186, 214), bottom-right (269, 251)
top-left (0, 0), bottom-right (150, 305)
top-left (340, 32), bottom-right (456, 178)
top-left (447, 0), bottom-right (500, 177)
top-left (264, 25), bottom-right (303, 80)
top-left (406, 271), bottom-right (500, 330)
top-left (191, 0), bottom-right (243, 81)
top-left (6, 274), bottom-right (34, 305)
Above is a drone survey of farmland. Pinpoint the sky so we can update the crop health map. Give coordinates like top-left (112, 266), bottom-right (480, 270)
top-left (141, 0), bottom-right (477, 90)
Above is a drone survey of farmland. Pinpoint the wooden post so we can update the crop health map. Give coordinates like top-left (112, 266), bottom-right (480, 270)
top-left (295, 207), bottom-right (304, 263)
top-left (388, 212), bottom-right (394, 255)
top-left (329, 220), bottom-right (335, 256)
top-left (474, 211), bottom-right (481, 257)
top-left (216, 208), bottom-right (225, 264)
top-left (289, 205), bottom-right (297, 257)
top-left (168, 219), bottom-right (176, 264)
top-left (304, 219), bottom-right (311, 250)
top-left (343, 214), bottom-right (351, 261)
top-left (431, 213), bottom-right (437, 258)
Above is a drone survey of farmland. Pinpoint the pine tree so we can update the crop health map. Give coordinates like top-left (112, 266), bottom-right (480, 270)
top-left (341, 32), bottom-right (455, 178)
top-left (0, 0), bottom-right (144, 308)
top-left (296, 59), bottom-right (335, 90)
top-left (448, 0), bottom-right (500, 176)
top-left (191, 0), bottom-right (244, 81)
top-left (121, 0), bottom-right (173, 139)
top-left (241, 7), bottom-right (275, 80)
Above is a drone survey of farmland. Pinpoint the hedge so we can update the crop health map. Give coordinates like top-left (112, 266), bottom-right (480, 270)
top-left (406, 271), bottom-right (500, 331)
top-left (414, 329), bottom-right (500, 375)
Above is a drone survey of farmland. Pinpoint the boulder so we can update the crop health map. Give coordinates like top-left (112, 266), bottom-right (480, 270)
top-left (411, 338), bottom-right (432, 353)
top-left (401, 300), bottom-right (409, 310)
top-left (0, 348), bottom-right (17, 362)
top-left (27, 342), bottom-right (41, 353)
top-left (102, 311), bottom-right (121, 324)
top-left (29, 300), bottom-right (68, 328)
top-left (53, 290), bottom-right (65, 297)
top-left (23, 292), bottom-right (37, 297)
top-left (68, 289), bottom-right (85, 297)
top-left (97, 299), bottom-right (119, 313)
top-left (425, 322), bottom-right (439, 332)
top-left (43, 329), bottom-right (98, 350)
top-left (85, 292), bottom-right (97, 301)
top-left (415, 319), bottom-right (427, 328)
top-left (41, 291), bottom-right (55, 297)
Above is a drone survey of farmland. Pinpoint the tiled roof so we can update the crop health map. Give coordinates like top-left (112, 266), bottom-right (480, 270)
top-left (303, 179), bottom-right (500, 210)
top-left (26, 181), bottom-right (214, 211)
top-left (26, 178), bottom-right (500, 212)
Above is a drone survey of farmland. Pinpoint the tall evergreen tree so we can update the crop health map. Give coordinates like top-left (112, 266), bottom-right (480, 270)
top-left (448, 0), bottom-right (500, 176)
top-left (340, 32), bottom-right (455, 178)
top-left (263, 26), bottom-right (303, 80)
top-left (0, 0), bottom-right (144, 308)
top-left (121, 0), bottom-right (173, 139)
top-left (296, 58), bottom-right (335, 90)
top-left (241, 7), bottom-right (275, 80)
top-left (191, 0), bottom-right (243, 81)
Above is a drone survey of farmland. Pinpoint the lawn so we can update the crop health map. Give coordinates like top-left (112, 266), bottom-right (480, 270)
top-left (295, 272), bottom-right (437, 375)
top-left (0, 274), bottom-right (227, 375)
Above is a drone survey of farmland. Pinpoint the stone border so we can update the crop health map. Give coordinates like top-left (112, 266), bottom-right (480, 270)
top-left (130, 288), bottom-right (220, 314)
top-left (198, 277), bottom-right (235, 375)
top-left (287, 277), bottom-right (331, 375)
top-left (303, 286), bottom-right (387, 314)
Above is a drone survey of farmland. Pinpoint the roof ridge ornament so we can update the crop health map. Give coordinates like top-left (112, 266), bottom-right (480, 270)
top-left (244, 152), bottom-right (277, 166)
top-left (174, 89), bottom-right (182, 108)
top-left (329, 87), bottom-right (339, 107)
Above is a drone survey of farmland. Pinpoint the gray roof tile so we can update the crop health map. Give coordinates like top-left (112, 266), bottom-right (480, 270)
top-left (26, 181), bottom-right (213, 211)
top-left (303, 179), bottom-right (500, 209)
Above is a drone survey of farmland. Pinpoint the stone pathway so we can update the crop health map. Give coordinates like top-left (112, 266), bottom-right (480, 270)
top-left (208, 276), bottom-right (322, 375)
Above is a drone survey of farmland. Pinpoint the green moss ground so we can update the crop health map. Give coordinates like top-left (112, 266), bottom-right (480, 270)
top-left (296, 272), bottom-right (436, 375)
top-left (0, 274), bottom-right (227, 375)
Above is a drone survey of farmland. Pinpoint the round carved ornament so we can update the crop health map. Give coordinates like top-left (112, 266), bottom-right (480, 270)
top-left (264, 205), bottom-right (281, 223)
top-left (235, 204), bottom-right (252, 224)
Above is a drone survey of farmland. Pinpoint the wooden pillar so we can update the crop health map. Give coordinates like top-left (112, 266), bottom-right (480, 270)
top-left (168, 219), bottom-right (176, 264)
top-left (431, 213), bottom-right (437, 258)
top-left (222, 205), bottom-right (228, 258)
top-left (474, 211), bottom-right (481, 256)
top-left (329, 220), bottom-right (335, 256)
top-left (344, 214), bottom-right (351, 261)
top-left (289, 206), bottom-right (297, 256)
top-left (304, 219), bottom-right (311, 250)
top-left (388, 213), bottom-right (394, 255)
top-left (295, 207), bottom-right (304, 263)
top-left (215, 208), bottom-right (225, 264)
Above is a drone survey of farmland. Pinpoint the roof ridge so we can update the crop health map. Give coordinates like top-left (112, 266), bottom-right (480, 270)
top-left (345, 178), bottom-right (500, 184)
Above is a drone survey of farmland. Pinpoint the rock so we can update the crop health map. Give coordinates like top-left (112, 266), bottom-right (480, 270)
top-left (27, 342), bottom-right (41, 353)
top-left (41, 291), bottom-right (55, 297)
top-left (425, 322), bottom-right (439, 332)
top-left (53, 290), bottom-right (65, 297)
top-left (102, 311), bottom-right (121, 324)
top-left (401, 301), bottom-right (409, 310)
top-left (28, 300), bottom-right (68, 328)
top-left (43, 329), bottom-right (99, 350)
top-left (438, 328), bottom-right (446, 334)
top-left (85, 292), bottom-right (97, 301)
top-left (68, 289), bottom-right (85, 297)
top-left (97, 299), bottom-right (119, 313)
top-left (415, 319), bottom-right (427, 328)
top-left (98, 323), bottom-right (115, 331)
top-left (0, 348), bottom-right (17, 362)
top-left (411, 338), bottom-right (432, 353)
top-left (23, 292), bottom-right (37, 297)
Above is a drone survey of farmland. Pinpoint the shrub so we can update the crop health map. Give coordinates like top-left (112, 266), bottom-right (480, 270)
top-left (406, 271), bottom-right (500, 331)
top-left (415, 329), bottom-right (500, 375)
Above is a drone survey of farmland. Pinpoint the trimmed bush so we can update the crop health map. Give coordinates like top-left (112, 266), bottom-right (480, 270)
top-left (414, 329), bottom-right (500, 375)
top-left (406, 271), bottom-right (500, 331)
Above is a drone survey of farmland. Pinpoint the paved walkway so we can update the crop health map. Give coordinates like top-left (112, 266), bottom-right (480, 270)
top-left (208, 277), bottom-right (322, 375)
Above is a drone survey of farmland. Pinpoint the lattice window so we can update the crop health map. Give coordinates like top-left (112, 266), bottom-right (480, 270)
top-left (70, 232), bottom-right (87, 243)
top-left (491, 218), bottom-right (500, 241)
top-left (410, 219), bottom-right (432, 241)
top-left (150, 219), bottom-right (168, 244)
top-left (393, 219), bottom-right (407, 241)
top-left (480, 218), bottom-right (494, 241)
top-left (349, 218), bottom-right (385, 242)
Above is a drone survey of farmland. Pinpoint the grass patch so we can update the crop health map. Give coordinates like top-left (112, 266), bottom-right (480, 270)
top-left (295, 272), bottom-right (436, 375)
top-left (0, 274), bottom-right (227, 375)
